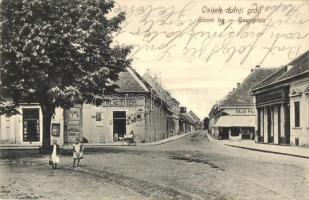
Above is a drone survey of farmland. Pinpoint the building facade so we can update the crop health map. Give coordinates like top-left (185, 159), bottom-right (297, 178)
top-left (251, 51), bottom-right (309, 146)
top-left (63, 67), bottom-right (181, 144)
top-left (0, 104), bottom-right (64, 146)
top-left (208, 66), bottom-right (277, 140)
top-left (143, 71), bottom-right (180, 137)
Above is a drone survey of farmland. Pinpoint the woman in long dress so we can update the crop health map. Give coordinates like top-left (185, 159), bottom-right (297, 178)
top-left (50, 138), bottom-right (60, 169)
top-left (73, 138), bottom-right (84, 167)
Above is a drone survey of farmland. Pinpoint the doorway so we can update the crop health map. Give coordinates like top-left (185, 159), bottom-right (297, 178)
top-left (23, 108), bottom-right (40, 142)
top-left (219, 127), bottom-right (229, 140)
top-left (113, 111), bottom-right (126, 141)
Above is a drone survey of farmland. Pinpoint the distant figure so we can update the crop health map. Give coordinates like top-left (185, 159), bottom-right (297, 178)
top-left (73, 138), bottom-right (84, 167)
top-left (128, 131), bottom-right (134, 144)
top-left (50, 138), bottom-right (60, 170)
top-left (129, 130), bottom-right (134, 138)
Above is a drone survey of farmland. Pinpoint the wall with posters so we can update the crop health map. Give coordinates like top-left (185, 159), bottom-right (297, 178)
top-left (64, 106), bottom-right (82, 144)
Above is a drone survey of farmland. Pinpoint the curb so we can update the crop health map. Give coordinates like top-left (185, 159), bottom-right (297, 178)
top-left (71, 132), bottom-right (194, 149)
top-left (205, 133), bottom-right (218, 142)
top-left (225, 144), bottom-right (309, 159)
top-left (138, 132), bottom-right (194, 146)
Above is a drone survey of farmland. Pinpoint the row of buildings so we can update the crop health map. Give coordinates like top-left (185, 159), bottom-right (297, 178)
top-left (0, 68), bottom-right (200, 146)
top-left (209, 51), bottom-right (309, 146)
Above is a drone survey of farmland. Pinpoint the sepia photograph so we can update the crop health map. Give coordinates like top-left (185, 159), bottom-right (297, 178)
top-left (0, 0), bottom-right (308, 199)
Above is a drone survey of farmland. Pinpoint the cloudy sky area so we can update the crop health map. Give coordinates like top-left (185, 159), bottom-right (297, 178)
top-left (113, 0), bottom-right (309, 118)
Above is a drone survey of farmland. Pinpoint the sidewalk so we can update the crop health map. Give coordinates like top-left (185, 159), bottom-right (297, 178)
top-left (206, 132), bottom-right (309, 159)
top-left (0, 132), bottom-right (194, 158)
top-left (62, 131), bottom-right (194, 150)
top-left (0, 132), bottom-right (194, 151)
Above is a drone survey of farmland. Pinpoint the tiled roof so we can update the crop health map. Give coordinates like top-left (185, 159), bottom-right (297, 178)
top-left (188, 110), bottom-right (200, 122)
top-left (180, 113), bottom-right (195, 124)
top-left (252, 51), bottom-right (309, 91)
top-left (114, 67), bottom-right (150, 93)
top-left (142, 72), bottom-right (179, 104)
top-left (221, 67), bottom-right (277, 107)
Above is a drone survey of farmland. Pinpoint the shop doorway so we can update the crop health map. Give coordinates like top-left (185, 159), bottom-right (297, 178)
top-left (113, 111), bottom-right (126, 141)
top-left (219, 127), bottom-right (229, 140)
top-left (22, 108), bottom-right (40, 142)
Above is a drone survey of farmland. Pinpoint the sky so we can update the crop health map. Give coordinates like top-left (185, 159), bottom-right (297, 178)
top-left (113, 0), bottom-right (309, 118)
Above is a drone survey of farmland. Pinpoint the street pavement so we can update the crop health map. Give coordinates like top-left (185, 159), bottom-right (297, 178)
top-left (1, 131), bottom-right (309, 200)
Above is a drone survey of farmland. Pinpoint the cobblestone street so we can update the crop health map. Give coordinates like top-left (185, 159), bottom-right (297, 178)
top-left (1, 131), bottom-right (309, 200)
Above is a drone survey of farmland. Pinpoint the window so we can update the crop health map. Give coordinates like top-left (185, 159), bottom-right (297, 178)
top-left (294, 101), bottom-right (300, 127)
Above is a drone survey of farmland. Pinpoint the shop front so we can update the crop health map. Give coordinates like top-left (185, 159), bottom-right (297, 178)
top-left (255, 87), bottom-right (290, 144)
top-left (0, 104), bottom-right (63, 146)
top-left (79, 94), bottom-right (148, 144)
top-left (214, 113), bottom-right (255, 140)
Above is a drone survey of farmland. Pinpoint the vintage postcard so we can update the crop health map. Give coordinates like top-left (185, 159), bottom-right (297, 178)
top-left (0, 0), bottom-right (308, 199)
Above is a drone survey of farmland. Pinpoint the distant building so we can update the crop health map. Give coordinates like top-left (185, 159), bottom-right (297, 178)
top-left (203, 117), bottom-right (209, 130)
top-left (251, 51), bottom-right (309, 146)
top-left (208, 66), bottom-right (277, 140)
top-left (179, 107), bottom-right (199, 133)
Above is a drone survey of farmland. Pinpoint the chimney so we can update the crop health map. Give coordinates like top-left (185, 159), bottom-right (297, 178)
top-left (286, 65), bottom-right (293, 72)
top-left (237, 83), bottom-right (240, 88)
top-left (154, 72), bottom-right (162, 85)
top-left (180, 107), bottom-right (187, 113)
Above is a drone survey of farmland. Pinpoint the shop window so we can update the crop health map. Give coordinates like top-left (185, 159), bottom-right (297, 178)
top-left (231, 127), bottom-right (240, 136)
top-left (294, 101), bottom-right (300, 127)
top-left (23, 108), bottom-right (40, 142)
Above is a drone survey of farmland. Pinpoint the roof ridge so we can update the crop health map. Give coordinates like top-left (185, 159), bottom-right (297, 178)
top-left (251, 50), bottom-right (309, 92)
top-left (222, 67), bottom-right (278, 107)
top-left (143, 72), bottom-right (178, 102)
top-left (251, 66), bottom-right (284, 91)
top-left (127, 67), bottom-right (150, 92)
top-left (221, 68), bottom-right (256, 107)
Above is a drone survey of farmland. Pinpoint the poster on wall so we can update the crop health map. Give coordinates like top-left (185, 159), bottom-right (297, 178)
top-left (51, 123), bottom-right (60, 137)
top-left (64, 107), bottom-right (82, 143)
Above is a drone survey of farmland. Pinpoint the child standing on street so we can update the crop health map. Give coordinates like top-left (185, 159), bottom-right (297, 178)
top-left (73, 138), bottom-right (84, 167)
top-left (50, 138), bottom-right (60, 169)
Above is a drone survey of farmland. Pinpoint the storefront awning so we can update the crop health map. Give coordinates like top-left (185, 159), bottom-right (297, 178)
top-left (214, 115), bottom-right (255, 127)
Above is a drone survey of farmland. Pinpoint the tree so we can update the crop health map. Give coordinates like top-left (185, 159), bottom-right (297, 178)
top-left (0, 0), bottom-right (131, 150)
top-left (203, 117), bottom-right (209, 130)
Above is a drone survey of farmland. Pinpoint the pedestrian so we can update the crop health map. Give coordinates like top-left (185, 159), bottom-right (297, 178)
top-left (49, 138), bottom-right (60, 170)
top-left (73, 138), bottom-right (84, 167)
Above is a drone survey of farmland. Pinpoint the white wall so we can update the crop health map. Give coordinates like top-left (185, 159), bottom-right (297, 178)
top-left (290, 77), bottom-right (309, 146)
